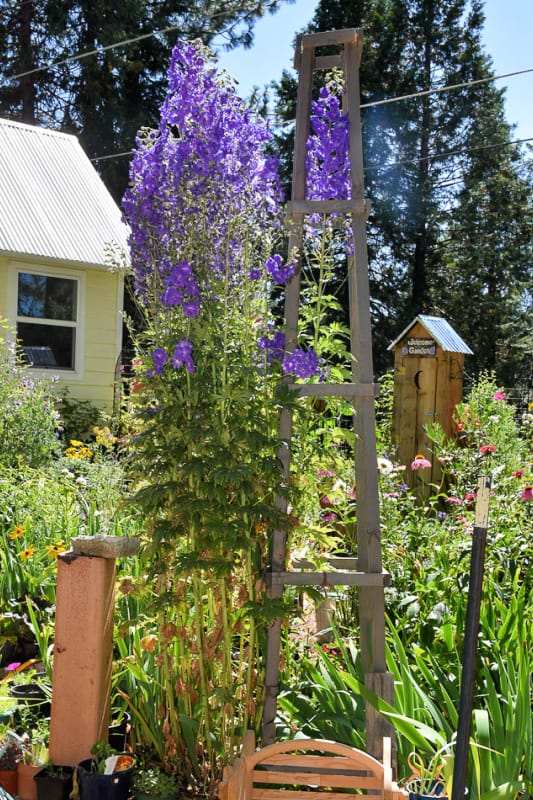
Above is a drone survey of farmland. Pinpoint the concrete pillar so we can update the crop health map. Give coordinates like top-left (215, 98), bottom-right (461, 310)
top-left (49, 536), bottom-right (139, 767)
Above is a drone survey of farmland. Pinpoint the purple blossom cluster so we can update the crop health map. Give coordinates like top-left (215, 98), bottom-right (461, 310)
top-left (282, 348), bottom-right (319, 380)
top-left (305, 83), bottom-right (352, 249)
top-left (306, 85), bottom-right (350, 203)
top-left (264, 254), bottom-right (296, 284)
top-left (161, 260), bottom-right (201, 317)
top-left (257, 329), bottom-right (285, 364)
top-left (256, 329), bottom-right (320, 380)
top-left (150, 340), bottom-right (195, 377)
top-left (122, 40), bottom-right (284, 302)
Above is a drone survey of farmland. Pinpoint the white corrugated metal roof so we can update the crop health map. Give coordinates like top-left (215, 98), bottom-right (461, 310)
top-left (388, 314), bottom-right (473, 354)
top-left (0, 117), bottom-right (129, 267)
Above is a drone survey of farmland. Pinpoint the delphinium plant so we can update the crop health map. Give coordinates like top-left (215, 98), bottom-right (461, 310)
top-left (121, 40), bottom-right (325, 790)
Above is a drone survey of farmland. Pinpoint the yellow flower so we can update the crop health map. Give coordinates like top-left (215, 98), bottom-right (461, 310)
top-left (65, 442), bottom-right (93, 460)
top-left (19, 546), bottom-right (36, 561)
top-left (46, 542), bottom-right (66, 559)
top-left (9, 525), bottom-right (25, 540)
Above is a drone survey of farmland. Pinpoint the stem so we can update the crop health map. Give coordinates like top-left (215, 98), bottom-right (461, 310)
top-left (191, 571), bottom-right (212, 760)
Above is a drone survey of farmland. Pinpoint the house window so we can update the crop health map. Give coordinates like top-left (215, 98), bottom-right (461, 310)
top-left (15, 271), bottom-right (79, 370)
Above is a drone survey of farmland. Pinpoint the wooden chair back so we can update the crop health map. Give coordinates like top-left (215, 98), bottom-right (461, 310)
top-left (219, 733), bottom-right (402, 800)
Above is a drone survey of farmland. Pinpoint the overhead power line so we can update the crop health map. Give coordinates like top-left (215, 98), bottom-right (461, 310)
top-left (91, 135), bottom-right (533, 170)
top-left (360, 67), bottom-right (533, 108)
top-left (3, 9), bottom-right (532, 111)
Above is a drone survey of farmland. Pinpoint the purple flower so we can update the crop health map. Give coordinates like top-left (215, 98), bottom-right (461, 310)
top-left (152, 347), bottom-right (168, 375)
top-left (122, 40), bottom-right (284, 300)
top-left (257, 329), bottom-right (285, 364)
top-left (304, 81), bottom-right (352, 249)
top-left (264, 254), bottom-right (296, 284)
top-left (182, 300), bottom-right (200, 318)
top-left (171, 339), bottom-right (195, 373)
top-left (282, 348), bottom-right (319, 379)
top-left (521, 485), bottom-right (533, 501)
top-left (161, 286), bottom-right (182, 306)
top-left (248, 268), bottom-right (262, 281)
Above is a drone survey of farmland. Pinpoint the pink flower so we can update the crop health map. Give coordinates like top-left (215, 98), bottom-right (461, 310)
top-left (512, 469), bottom-right (525, 478)
top-left (464, 492), bottom-right (476, 503)
top-left (446, 496), bottom-right (462, 505)
top-left (479, 443), bottom-right (496, 455)
top-left (521, 485), bottom-right (533, 501)
top-left (493, 390), bottom-right (506, 401)
top-left (411, 454), bottom-right (432, 470)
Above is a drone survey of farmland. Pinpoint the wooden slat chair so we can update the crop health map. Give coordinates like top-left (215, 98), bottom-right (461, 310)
top-left (219, 733), bottom-right (404, 800)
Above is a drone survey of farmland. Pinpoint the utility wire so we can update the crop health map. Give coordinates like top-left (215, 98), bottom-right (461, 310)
top-left (1, 6), bottom-right (253, 81)
top-left (5, 23), bottom-right (188, 80)
top-left (91, 135), bottom-right (533, 169)
top-left (2, 5), bottom-right (532, 109)
top-left (360, 67), bottom-right (533, 108)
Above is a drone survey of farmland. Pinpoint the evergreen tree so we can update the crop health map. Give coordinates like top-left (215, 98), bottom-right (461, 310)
top-left (0, 0), bottom-right (291, 199)
top-left (438, 85), bottom-right (533, 385)
top-left (274, 0), bottom-right (532, 380)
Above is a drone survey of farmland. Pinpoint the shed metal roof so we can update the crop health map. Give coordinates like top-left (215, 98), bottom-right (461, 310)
top-left (388, 314), bottom-right (473, 354)
top-left (0, 117), bottom-right (129, 267)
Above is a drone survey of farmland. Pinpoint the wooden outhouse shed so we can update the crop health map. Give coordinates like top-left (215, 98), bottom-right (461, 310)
top-left (388, 315), bottom-right (473, 489)
top-left (0, 118), bottom-right (129, 412)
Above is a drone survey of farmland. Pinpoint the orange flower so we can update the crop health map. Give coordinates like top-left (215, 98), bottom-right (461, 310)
top-left (46, 542), bottom-right (66, 558)
top-left (9, 525), bottom-right (25, 540)
top-left (19, 546), bottom-right (36, 560)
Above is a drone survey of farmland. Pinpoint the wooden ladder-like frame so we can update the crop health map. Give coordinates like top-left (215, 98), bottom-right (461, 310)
top-left (262, 29), bottom-right (394, 761)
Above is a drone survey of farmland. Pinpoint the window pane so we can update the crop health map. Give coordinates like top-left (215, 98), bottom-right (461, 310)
top-left (17, 273), bottom-right (77, 321)
top-left (18, 322), bottom-right (75, 369)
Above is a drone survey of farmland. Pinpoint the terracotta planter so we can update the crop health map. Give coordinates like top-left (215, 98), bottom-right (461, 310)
top-left (0, 767), bottom-right (18, 796)
top-left (18, 763), bottom-right (41, 800)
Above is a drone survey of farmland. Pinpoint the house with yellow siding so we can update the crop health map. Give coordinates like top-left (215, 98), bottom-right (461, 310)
top-left (0, 118), bottom-right (129, 412)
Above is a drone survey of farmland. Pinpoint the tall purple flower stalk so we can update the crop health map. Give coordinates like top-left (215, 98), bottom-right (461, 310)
top-left (305, 79), bottom-right (352, 249)
top-left (123, 40), bottom-right (321, 380)
top-left (306, 84), bottom-right (350, 202)
top-left (123, 40), bottom-right (284, 305)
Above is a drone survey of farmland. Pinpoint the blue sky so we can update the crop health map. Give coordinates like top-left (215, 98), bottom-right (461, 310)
top-left (214, 0), bottom-right (533, 142)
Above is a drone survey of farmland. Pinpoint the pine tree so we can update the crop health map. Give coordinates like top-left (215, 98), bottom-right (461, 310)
top-left (0, 0), bottom-right (291, 199)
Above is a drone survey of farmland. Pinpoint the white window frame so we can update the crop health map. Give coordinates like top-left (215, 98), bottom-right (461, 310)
top-left (8, 262), bottom-right (85, 380)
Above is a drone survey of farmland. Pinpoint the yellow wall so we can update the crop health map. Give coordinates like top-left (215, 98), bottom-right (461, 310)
top-left (0, 255), bottom-right (124, 413)
top-left (0, 255), bottom-right (7, 320)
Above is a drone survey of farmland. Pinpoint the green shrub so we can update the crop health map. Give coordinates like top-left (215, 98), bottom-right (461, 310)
top-left (0, 323), bottom-right (61, 469)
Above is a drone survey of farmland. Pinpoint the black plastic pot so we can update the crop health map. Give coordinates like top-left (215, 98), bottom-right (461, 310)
top-left (108, 712), bottom-right (131, 751)
top-left (406, 779), bottom-right (448, 800)
top-left (9, 683), bottom-right (51, 717)
top-left (33, 766), bottom-right (74, 800)
top-left (77, 756), bottom-right (134, 800)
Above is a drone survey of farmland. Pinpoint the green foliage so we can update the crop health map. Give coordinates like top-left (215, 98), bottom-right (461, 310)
top-left (132, 767), bottom-right (178, 799)
top-left (58, 393), bottom-right (105, 443)
top-left (0, 325), bottom-right (61, 469)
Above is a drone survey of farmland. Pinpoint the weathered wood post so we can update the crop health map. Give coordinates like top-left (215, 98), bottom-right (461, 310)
top-left (49, 535), bottom-right (139, 766)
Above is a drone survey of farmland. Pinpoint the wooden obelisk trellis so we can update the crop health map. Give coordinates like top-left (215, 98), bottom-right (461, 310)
top-left (262, 29), bottom-right (394, 761)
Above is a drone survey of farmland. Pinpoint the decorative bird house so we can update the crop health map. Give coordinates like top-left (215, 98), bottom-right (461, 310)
top-left (388, 315), bottom-right (472, 490)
